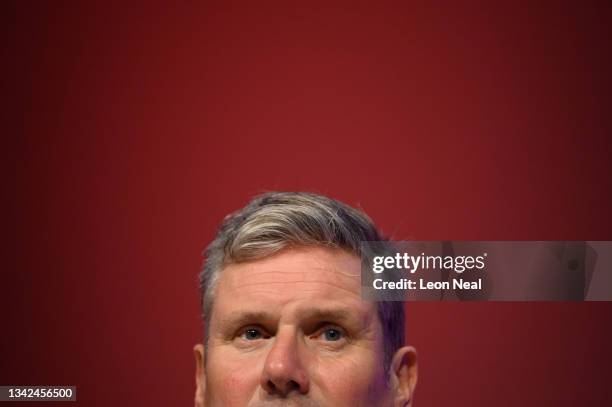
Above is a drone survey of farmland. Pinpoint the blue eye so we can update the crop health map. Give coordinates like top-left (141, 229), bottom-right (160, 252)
top-left (243, 328), bottom-right (263, 340)
top-left (322, 328), bottom-right (344, 341)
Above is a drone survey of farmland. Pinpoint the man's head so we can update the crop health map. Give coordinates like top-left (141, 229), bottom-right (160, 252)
top-left (194, 192), bottom-right (417, 406)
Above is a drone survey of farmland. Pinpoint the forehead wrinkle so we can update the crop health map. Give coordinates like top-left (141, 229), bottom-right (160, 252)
top-left (214, 249), bottom-right (369, 327)
top-left (224, 266), bottom-right (360, 291)
top-left (226, 278), bottom-right (361, 296)
top-left (226, 265), bottom-right (360, 278)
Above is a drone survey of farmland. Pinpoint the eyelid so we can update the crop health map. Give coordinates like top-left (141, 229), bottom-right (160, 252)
top-left (309, 323), bottom-right (347, 338)
top-left (235, 325), bottom-right (271, 339)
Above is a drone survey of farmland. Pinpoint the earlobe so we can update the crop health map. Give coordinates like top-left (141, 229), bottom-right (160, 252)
top-left (193, 344), bottom-right (206, 407)
top-left (390, 346), bottom-right (418, 407)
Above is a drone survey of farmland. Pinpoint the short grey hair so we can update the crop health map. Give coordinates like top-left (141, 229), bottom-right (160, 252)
top-left (199, 191), bottom-right (405, 373)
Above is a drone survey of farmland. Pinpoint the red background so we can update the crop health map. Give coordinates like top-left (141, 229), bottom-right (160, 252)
top-left (3, 1), bottom-right (612, 406)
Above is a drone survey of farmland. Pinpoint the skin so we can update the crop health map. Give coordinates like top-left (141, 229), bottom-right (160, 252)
top-left (194, 246), bottom-right (417, 407)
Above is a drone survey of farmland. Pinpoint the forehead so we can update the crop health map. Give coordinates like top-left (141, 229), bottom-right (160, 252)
top-left (212, 246), bottom-right (373, 318)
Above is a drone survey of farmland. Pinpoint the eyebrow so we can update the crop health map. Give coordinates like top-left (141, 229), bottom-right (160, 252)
top-left (296, 308), bottom-right (353, 323)
top-left (217, 307), bottom-right (359, 333)
top-left (219, 311), bottom-right (277, 331)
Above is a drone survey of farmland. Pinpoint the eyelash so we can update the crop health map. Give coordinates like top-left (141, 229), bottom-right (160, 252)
top-left (238, 326), bottom-right (270, 341)
top-left (235, 324), bottom-right (347, 342)
top-left (311, 325), bottom-right (347, 342)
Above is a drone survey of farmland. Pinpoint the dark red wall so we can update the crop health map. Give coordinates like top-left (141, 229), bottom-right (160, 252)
top-left (4, 1), bottom-right (612, 406)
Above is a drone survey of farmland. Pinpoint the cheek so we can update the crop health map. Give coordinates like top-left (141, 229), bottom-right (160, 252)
top-left (206, 360), bottom-right (261, 405)
top-left (313, 355), bottom-right (389, 405)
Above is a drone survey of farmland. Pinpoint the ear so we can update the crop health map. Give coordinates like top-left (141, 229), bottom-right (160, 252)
top-left (389, 346), bottom-right (418, 407)
top-left (193, 344), bottom-right (206, 407)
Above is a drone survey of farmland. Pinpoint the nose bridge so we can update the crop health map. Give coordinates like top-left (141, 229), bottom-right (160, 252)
top-left (265, 325), bottom-right (302, 377)
top-left (261, 324), bottom-right (309, 396)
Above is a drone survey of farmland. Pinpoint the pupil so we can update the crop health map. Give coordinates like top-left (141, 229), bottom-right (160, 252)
top-left (246, 329), bottom-right (260, 339)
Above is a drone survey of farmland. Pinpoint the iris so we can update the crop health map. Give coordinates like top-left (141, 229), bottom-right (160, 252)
top-left (323, 328), bottom-right (343, 341)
